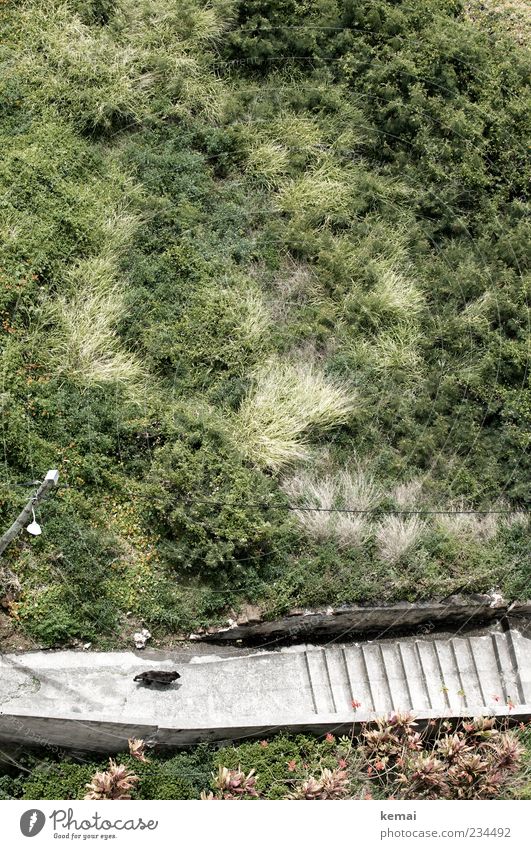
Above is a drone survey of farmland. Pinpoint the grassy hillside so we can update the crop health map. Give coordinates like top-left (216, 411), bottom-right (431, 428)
top-left (0, 0), bottom-right (529, 647)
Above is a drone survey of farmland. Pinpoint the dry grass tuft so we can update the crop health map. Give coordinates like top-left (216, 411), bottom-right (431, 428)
top-left (282, 465), bottom-right (380, 546)
top-left (237, 359), bottom-right (356, 470)
top-left (375, 515), bottom-right (426, 563)
top-left (51, 276), bottom-right (142, 388)
top-left (393, 478), bottom-right (424, 508)
top-left (11, 0), bottom-right (231, 131)
top-left (282, 471), bottom-right (337, 541)
top-left (267, 113), bottom-right (324, 152)
top-left (267, 259), bottom-right (325, 324)
top-left (277, 164), bottom-right (355, 227)
top-left (360, 267), bottom-right (424, 327)
top-left (238, 289), bottom-right (271, 340)
top-left (333, 513), bottom-right (372, 548)
top-left (435, 510), bottom-right (500, 543)
top-left (246, 142), bottom-right (289, 187)
top-left (504, 511), bottom-right (529, 528)
top-left (353, 327), bottom-right (423, 378)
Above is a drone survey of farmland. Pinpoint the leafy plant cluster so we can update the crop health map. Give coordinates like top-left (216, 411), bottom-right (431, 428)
top-left (1, 718), bottom-right (529, 800)
top-left (361, 712), bottom-right (524, 800)
top-left (0, 0), bottom-right (529, 646)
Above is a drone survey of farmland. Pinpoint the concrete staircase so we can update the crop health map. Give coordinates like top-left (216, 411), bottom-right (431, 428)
top-left (0, 626), bottom-right (529, 751)
top-left (299, 629), bottom-right (529, 714)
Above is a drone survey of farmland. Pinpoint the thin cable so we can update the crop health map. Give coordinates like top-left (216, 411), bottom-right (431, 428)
top-left (178, 498), bottom-right (530, 516)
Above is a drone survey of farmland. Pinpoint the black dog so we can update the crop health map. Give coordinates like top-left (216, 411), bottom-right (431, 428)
top-left (134, 670), bottom-right (181, 686)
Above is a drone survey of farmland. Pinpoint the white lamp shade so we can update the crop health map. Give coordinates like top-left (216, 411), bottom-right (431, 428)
top-left (26, 520), bottom-right (42, 536)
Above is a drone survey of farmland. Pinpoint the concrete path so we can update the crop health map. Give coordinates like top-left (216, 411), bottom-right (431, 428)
top-left (1, 626), bottom-right (530, 751)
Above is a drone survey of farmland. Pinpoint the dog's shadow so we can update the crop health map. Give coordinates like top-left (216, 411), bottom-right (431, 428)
top-left (135, 680), bottom-right (182, 692)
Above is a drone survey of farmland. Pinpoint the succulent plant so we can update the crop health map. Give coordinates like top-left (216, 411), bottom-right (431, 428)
top-left (362, 712), bottom-right (524, 800)
top-left (208, 766), bottom-right (260, 799)
top-left (200, 790), bottom-right (217, 800)
top-left (84, 759), bottom-right (139, 800)
top-left (286, 768), bottom-right (350, 800)
top-left (435, 733), bottom-right (472, 761)
top-left (398, 752), bottom-right (449, 799)
top-left (491, 733), bottom-right (524, 773)
top-left (128, 738), bottom-right (150, 763)
top-left (287, 775), bottom-right (324, 800)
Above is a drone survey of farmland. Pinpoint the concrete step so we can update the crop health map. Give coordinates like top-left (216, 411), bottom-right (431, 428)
top-left (0, 627), bottom-right (529, 751)
top-left (301, 630), bottom-right (529, 716)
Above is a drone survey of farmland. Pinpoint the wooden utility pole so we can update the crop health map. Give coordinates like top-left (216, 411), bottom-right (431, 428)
top-left (0, 470), bottom-right (59, 557)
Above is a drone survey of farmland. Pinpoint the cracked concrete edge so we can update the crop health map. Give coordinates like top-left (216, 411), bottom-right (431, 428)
top-left (197, 594), bottom-right (524, 643)
top-left (1, 706), bottom-right (530, 752)
top-left (509, 600), bottom-right (531, 618)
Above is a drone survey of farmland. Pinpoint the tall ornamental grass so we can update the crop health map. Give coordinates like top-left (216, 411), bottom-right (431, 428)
top-left (237, 359), bottom-right (356, 470)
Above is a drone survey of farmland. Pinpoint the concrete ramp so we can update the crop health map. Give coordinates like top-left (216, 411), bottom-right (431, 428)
top-left (0, 628), bottom-right (530, 751)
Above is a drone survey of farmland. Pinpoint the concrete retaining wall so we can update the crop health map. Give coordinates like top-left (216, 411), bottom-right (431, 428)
top-left (198, 594), bottom-right (514, 643)
top-left (2, 708), bottom-right (530, 753)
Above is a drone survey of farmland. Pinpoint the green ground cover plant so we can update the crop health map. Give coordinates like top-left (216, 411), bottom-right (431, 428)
top-left (1, 719), bottom-right (529, 800)
top-left (0, 0), bottom-right (529, 647)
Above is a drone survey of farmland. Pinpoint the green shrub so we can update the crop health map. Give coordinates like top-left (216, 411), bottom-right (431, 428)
top-left (0, 0), bottom-right (529, 647)
top-left (144, 407), bottom-right (294, 581)
top-left (17, 512), bottom-right (122, 646)
top-left (5, 723), bottom-right (531, 800)
top-left (22, 761), bottom-right (98, 801)
top-left (18, 748), bottom-right (214, 801)
top-left (130, 747), bottom-right (214, 799)
top-left (212, 733), bottom-right (352, 800)
top-left (0, 775), bottom-right (21, 800)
